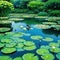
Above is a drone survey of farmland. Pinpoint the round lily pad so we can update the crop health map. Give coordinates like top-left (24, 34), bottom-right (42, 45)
top-left (50, 47), bottom-right (60, 53)
top-left (40, 45), bottom-right (50, 50)
top-left (13, 33), bottom-right (23, 37)
top-left (5, 42), bottom-right (16, 48)
top-left (22, 53), bottom-right (39, 60)
top-left (13, 57), bottom-right (22, 60)
top-left (0, 56), bottom-right (12, 60)
top-left (41, 53), bottom-right (54, 60)
top-left (24, 45), bottom-right (36, 51)
top-left (36, 48), bottom-right (49, 55)
top-left (31, 35), bottom-right (43, 40)
top-left (1, 38), bottom-right (13, 43)
top-left (1, 47), bottom-right (16, 54)
top-left (16, 43), bottom-right (24, 48)
top-left (0, 43), bottom-right (5, 48)
top-left (49, 42), bottom-right (59, 47)
top-left (5, 32), bottom-right (15, 35)
top-left (56, 53), bottom-right (60, 60)
top-left (0, 34), bottom-right (4, 39)
top-left (43, 37), bottom-right (53, 42)
top-left (24, 41), bottom-right (35, 46)
top-left (0, 27), bottom-right (11, 33)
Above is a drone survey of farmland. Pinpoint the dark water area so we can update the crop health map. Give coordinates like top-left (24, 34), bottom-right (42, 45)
top-left (0, 19), bottom-right (60, 60)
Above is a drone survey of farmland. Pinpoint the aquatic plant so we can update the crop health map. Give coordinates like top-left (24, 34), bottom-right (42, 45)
top-left (56, 53), bottom-right (60, 60)
top-left (41, 53), bottom-right (54, 60)
top-left (43, 37), bottom-right (53, 42)
top-left (1, 38), bottom-right (13, 43)
top-left (49, 42), bottom-right (59, 47)
top-left (34, 24), bottom-right (51, 29)
top-left (24, 41), bottom-right (35, 46)
top-left (24, 45), bottom-right (36, 51)
top-left (0, 43), bottom-right (5, 48)
top-left (36, 48), bottom-right (49, 55)
top-left (0, 28), bottom-right (11, 33)
top-left (58, 40), bottom-right (60, 44)
top-left (40, 45), bottom-right (50, 50)
top-left (22, 53), bottom-right (39, 60)
top-left (50, 47), bottom-right (60, 53)
top-left (31, 35), bottom-right (43, 40)
top-left (13, 57), bottom-right (22, 60)
top-left (1, 47), bottom-right (16, 54)
top-left (0, 56), bottom-right (12, 60)
top-left (0, 34), bottom-right (4, 39)
top-left (5, 42), bottom-right (16, 48)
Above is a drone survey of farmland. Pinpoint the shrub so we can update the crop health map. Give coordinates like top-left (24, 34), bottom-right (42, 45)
top-left (38, 12), bottom-right (48, 16)
top-left (44, 0), bottom-right (60, 11)
top-left (49, 10), bottom-right (60, 16)
top-left (28, 1), bottom-right (45, 12)
top-left (0, 1), bottom-right (14, 17)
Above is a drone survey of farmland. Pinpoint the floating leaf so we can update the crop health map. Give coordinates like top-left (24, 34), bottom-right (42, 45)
top-left (5, 42), bottom-right (16, 48)
top-left (41, 53), bottom-right (54, 60)
top-left (31, 35), bottom-right (43, 40)
top-left (13, 57), bottom-right (22, 60)
top-left (36, 48), bottom-right (49, 55)
top-left (24, 45), bottom-right (36, 51)
top-left (22, 53), bottom-right (39, 60)
top-left (43, 37), bottom-right (53, 42)
top-left (1, 47), bottom-right (16, 54)
top-left (1, 38), bottom-right (13, 43)
top-left (24, 41), bottom-right (35, 46)
top-left (0, 56), bottom-right (12, 60)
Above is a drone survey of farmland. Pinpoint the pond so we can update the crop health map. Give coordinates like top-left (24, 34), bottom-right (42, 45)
top-left (0, 18), bottom-right (60, 60)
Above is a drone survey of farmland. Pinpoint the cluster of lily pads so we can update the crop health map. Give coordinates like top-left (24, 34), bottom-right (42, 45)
top-left (0, 32), bottom-right (60, 60)
top-left (0, 32), bottom-right (37, 54)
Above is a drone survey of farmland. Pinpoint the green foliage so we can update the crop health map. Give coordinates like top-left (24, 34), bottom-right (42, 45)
top-left (0, 1), bottom-right (14, 17)
top-left (44, 0), bottom-right (60, 11)
top-left (38, 12), bottom-right (48, 16)
top-left (28, 1), bottom-right (45, 13)
top-left (49, 10), bottom-right (60, 16)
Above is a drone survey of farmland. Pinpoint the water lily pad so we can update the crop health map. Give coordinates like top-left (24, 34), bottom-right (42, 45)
top-left (0, 27), bottom-right (11, 33)
top-left (56, 53), bottom-right (60, 60)
top-left (50, 47), bottom-right (60, 53)
top-left (1, 38), bottom-right (13, 43)
top-left (0, 34), bottom-right (4, 39)
top-left (0, 43), bottom-right (5, 48)
top-left (13, 57), bottom-right (22, 60)
top-left (0, 56), bottom-right (12, 60)
top-left (24, 45), bottom-right (36, 51)
top-left (16, 43), bottom-right (24, 48)
top-left (40, 45), bottom-right (50, 50)
top-left (34, 24), bottom-right (51, 29)
top-left (43, 37), bottom-right (53, 42)
top-left (5, 42), bottom-right (16, 48)
top-left (36, 48), bottom-right (49, 55)
top-left (31, 35), bottom-right (43, 40)
top-left (24, 41), bottom-right (35, 46)
top-left (49, 42), bottom-right (59, 47)
top-left (41, 53), bottom-right (54, 60)
top-left (13, 33), bottom-right (23, 37)
top-left (5, 32), bottom-right (15, 35)
top-left (22, 53), bottom-right (39, 60)
top-left (1, 47), bottom-right (16, 54)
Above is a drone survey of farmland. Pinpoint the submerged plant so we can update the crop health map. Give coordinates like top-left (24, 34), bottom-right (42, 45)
top-left (0, 43), bottom-right (5, 48)
top-left (22, 53), bottom-right (39, 60)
